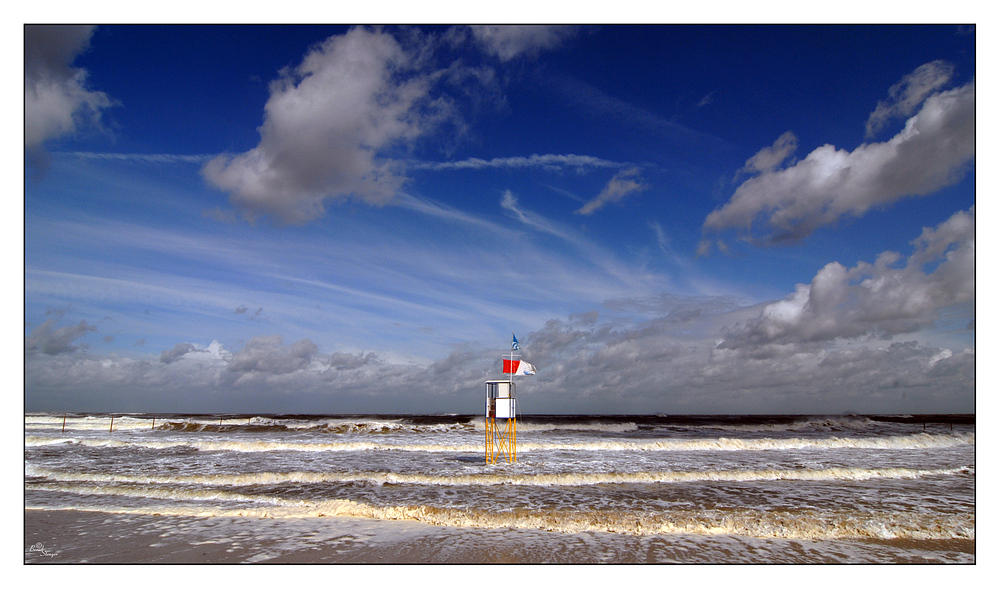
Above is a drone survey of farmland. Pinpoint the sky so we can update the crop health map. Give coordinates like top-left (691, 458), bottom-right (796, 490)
top-left (22, 23), bottom-right (977, 415)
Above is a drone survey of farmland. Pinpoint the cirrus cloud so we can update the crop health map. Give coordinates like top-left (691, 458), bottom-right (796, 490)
top-left (413, 153), bottom-right (626, 172)
top-left (576, 167), bottom-right (647, 215)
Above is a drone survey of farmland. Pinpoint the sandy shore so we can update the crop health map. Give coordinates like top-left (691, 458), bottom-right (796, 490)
top-left (24, 508), bottom-right (974, 564)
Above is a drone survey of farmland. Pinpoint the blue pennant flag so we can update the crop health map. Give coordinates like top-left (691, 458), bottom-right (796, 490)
top-left (512, 334), bottom-right (520, 351)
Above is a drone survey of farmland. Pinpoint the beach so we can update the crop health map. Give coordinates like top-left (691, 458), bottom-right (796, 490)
top-left (25, 413), bottom-right (975, 564)
top-left (25, 509), bottom-right (975, 564)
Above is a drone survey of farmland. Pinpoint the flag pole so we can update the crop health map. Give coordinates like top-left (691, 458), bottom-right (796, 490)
top-left (510, 333), bottom-right (515, 385)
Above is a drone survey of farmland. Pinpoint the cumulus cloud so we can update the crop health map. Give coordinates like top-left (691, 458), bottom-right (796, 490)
top-left (25, 319), bottom-right (97, 355)
top-left (721, 207), bottom-right (974, 349)
top-left (202, 27), bottom-right (454, 224)
top-left (865, 60), bottom-right (954, 138)
top-left (735, 131), bottom-right (797, 178)
top-left (24, 25), bottom-right (114, 163)
top-left (576, 167), bottom-right (647, 215)
top-left (159, 342), bottom-right (198, 364)
top-left (329, 350), bottom-right (378, 370)
top-left (234, 305), bottom-right (265, 321)
top-left (468, 25), bottom-right (578, 61)
top-left (24, 292), bottom-right (974, 414)
top-left (227, 335), bottom-right (319, 375)
top-left (704, 76), bottom-right (974, 243)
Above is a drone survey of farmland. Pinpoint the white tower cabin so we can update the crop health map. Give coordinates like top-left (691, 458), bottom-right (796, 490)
top-left (485, 334), bottom-right (535, 464)
top-left (485, 379), bottom-right (517, 463)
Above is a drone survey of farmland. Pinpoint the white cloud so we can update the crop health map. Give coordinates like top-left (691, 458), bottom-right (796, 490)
top-left (24, 25), bottom-right (113, 158)
top-left (501, 190), bottom-right (576, 243)
top-left (577, 167), bottom-right (647, 215)
top-left (25, 318), bottom-right (97, 355)
top-left (414, 153), bottom-right (626, 172)
top-left (736, 131), bottom-right (797, 178)
top-left (550, 74), bottom-right (731, 154)
top-left (226, 335), bottom-right (319, 376)
top-left (469, 25), bottom-right (578, 61)
top-left (329, 350), bottom-right (378, 370)
top-left (704, 78), bottom-right (974, 243)
top-left (865, 60), bottom-right (954, 138)
top-left (62, 152), bottom-right (213, 164)
top-left (512, 306), bottom-right (972, 414)
top-left (24, 280), bottom-right (975, 414)
top-left (159, 342), bottom-right (198, 364)
top-left (202, 27), bottom-right (454, 224)
top-left (721, 207), bottom-right (974, 348)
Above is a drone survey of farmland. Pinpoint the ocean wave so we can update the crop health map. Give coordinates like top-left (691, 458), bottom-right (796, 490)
top-left (26, 415), bottom-right (478, 435)
top-left (24, 431), bottom-right (975, 454)
top-left (519, 431), bottom-right (976, 452)
top-left (23, 435), bottom-right (484, 453)
top-left (24, 492), bottom-right (974, 541)
top-left (27, 464), bottom-right (971, 489)
top-left (700, 416), bottom-right (880, 433)
top-left (506, 420), bottom-right (639, 433)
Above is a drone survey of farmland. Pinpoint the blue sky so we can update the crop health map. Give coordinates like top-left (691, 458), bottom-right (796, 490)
top-left (23, 24), bottom-right (976, 414)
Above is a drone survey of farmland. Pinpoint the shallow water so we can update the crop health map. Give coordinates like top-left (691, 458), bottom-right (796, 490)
top-left (24, 412), bottom-right (975, 563)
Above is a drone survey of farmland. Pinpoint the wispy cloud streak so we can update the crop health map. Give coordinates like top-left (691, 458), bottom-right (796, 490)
top-left (59, 152), bottom-right (215, 164)
top-left (413, 153), bottom-right (628, 172)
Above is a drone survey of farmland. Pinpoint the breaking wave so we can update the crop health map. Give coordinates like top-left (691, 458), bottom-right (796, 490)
top-left (24, 431), bottom-right (975, 454)
top-left (24, 493), bottom-right (974, 542)
top-left (27, 464), bottom-right (971, 489)
top-left (701, 416), bottom-right (881, 433)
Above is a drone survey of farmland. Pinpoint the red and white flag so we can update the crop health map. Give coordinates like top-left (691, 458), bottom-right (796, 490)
top-left (503, 359), bottom-right (536, 376)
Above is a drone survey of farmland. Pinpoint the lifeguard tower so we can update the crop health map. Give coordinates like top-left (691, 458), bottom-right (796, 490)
top-left (485, 334), bottom-right (535, 464)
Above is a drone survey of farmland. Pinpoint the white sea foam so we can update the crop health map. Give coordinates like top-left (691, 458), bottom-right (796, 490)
top-left (27, 464), bottom-right (970, 488)
top-left (25, 414), bottom-right (478, 434)
top-left (509, 421), bottom-right (639, 433)
top-left (24, 412), bottom-right (976, 558)
top-left (24, 493), bottom-right (975, 541)
top-left (24, 430), bottom-right (973, 455)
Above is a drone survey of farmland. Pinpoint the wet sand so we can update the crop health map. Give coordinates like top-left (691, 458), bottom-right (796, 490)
top-left (24, 508), bottom-right (974, 564)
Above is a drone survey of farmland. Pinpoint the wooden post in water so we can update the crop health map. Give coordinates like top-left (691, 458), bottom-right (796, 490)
top-left (152, 417), bottom-right (156, 430)
top-left (62, 414), bottom-right (66, 433)
top-left (109, 415), bottom-right (114, 432)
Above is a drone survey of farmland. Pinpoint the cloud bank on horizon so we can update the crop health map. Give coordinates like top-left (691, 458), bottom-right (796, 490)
top-left (24, 25), bottom-right (975, 414)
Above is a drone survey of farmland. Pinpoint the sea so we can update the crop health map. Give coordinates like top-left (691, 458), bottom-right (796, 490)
top-left (24, 412), bottom-right (975, 564)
